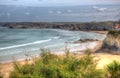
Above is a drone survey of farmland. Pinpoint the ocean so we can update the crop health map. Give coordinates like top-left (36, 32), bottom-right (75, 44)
top-left (0, 5), bottom-right (119, 22)
top-left (0, 28), bottom-right (105, 63)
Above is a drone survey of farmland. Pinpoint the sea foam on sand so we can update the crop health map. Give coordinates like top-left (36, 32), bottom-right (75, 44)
top-left (51, 41), bottom-right (99, 55)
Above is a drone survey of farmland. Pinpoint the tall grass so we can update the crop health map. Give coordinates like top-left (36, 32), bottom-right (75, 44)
top-left (10, 49), bottom-right (105, 78)
top-left (106, 61), bottom-right (120, 78)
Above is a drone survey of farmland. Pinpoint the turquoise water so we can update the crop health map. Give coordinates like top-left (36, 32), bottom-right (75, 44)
top-left (0, 28), bottom-right (105, 63)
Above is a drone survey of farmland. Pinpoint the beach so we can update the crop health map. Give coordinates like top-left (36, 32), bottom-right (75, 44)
top-left (0, 33), bottom-right (120, 78)
top-left (0, 2), bottom-right (120, 78)
top-left (1, 53), bottom-right (120, 78)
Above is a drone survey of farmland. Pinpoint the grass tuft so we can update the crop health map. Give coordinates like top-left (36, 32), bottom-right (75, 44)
top-left (106, 60), bottom-right (120, 78)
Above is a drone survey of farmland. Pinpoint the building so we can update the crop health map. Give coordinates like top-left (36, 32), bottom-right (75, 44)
top-left (112, 24), bottom-right (120, 30)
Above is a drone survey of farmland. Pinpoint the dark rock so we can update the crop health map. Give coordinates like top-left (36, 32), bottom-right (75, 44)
top-left (98, 30), bottom-right (120, 54)
top-left (0, 21), bottom-right (117, 31)
top-left (74, 39), bottom-right (98, 43)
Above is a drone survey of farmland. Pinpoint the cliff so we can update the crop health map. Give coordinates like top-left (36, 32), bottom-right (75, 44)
top-left (0, 21), bottom-right (117, 31)
top-left (99, 30), bottom-right (120, 53)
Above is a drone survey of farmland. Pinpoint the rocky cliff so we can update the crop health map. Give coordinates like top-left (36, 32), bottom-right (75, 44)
top-left (0, 21), bottom-right (117, 31)
top-left (99, 30), bottom-right (120, 53)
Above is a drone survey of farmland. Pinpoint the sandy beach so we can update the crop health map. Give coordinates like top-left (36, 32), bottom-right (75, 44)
top-left (89, 30), bottom-right (108, 35)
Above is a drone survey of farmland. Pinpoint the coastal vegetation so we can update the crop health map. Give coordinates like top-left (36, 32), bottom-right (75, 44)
top-left (6, 49), bottom-right (120, 78)
top-left (106, 61), bottom-right (120, 78)
top-left (9, 49), bottom-right (105, 78)
top-left (108, 30), bottom-right (120, 37)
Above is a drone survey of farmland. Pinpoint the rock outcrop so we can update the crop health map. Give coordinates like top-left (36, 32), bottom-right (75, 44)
top-left (74, 39), bottom-right (98, 43)
top-left (99, 30), bottom-right (120, 53)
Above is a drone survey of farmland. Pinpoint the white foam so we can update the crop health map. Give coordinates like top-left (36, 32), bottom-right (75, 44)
top-left (25, 12), bottom-right (30, 15)
top-left (57, 11), bottom-right (61, 14)
top-left (69, 42), bottom-right (98, 52)
top-left (52, 36), bottom-right (60, 39)
top-left (93, 6), bottom-right (98, 9)
top-left (48, 10), bottom-right (54, 14)
top-left (45, 43), bottom-right (64, 48)
top-left (0, 39), bottom-right (52, 50)
top-left (97, 8), bottom-right (107, 12)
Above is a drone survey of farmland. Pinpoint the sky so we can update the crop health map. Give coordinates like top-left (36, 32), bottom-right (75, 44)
top-left (0, 0), bottom-right (120, 7)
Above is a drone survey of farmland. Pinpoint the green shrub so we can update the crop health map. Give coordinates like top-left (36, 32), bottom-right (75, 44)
top-left (0, 65), bottom-right (3, 78)
top-left (108, 30), bottom-right (120, 37)
top-left (106, 61), bottom-right (120, 78)
top-left (10, 49), bottom-right (105, 78)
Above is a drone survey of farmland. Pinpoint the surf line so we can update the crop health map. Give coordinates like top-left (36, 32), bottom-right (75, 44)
top-left (0, 39), bottom-right (52, 50)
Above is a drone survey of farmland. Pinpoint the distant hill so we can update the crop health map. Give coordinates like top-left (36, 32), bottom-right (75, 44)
top-left (0, 21), bottom-right (117, 31)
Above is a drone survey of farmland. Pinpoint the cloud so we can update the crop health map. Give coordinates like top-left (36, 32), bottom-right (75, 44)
top-left (57, 11), bottom-right (61, 14)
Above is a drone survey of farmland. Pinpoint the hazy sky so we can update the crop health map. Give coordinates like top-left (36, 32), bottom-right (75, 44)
top-left (0, 0), bottom-right (120, 6)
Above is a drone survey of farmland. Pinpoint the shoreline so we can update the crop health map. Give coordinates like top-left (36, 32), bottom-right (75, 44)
top-left (88, 30), bottom-right (108, 34)
top-left (0, 41), bottom-right (100, 64)
top-left (0, 40), bottom-right (101, 78)
top-left (0, 40), bottom-right (102, 64)
top-left (1, 40), bottom-right (120, 78)
top-left (0, 29), bottom-right (105, 64)
top-left (0, 31), bottom-right (120, 78)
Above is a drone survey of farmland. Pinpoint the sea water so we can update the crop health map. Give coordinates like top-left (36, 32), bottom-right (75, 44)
top-left (0, 28), bottom-right (105, 63)
top-left (0, 4), bottom-right (119, 22)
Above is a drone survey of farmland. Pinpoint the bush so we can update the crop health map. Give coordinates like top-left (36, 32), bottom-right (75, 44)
top-left (108, 30), bottom-right (120, 37)
top-left (10, 49), bottom-right (105, 78)
top-left (106, 61), bottom-right (120, 78)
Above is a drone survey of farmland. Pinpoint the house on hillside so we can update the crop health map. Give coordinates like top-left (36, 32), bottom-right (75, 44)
top-left (112, 24), bottom-right (120, 31)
